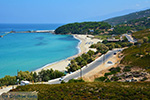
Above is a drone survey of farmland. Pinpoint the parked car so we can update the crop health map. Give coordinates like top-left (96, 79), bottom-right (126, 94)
top-left (118, 50), bottom-right (122, 52)
top-left (114, 52), bottom-right (117, 55)
top-left (59, 78), bottom-right (63, 81)
top-left (59, 76), bottom-right (65, 81)
top-left (107, 61), bottom-right (113, 64)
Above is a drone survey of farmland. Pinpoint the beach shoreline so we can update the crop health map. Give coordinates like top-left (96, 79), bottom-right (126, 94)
top-left (34, 34), bottom-right (102, 73)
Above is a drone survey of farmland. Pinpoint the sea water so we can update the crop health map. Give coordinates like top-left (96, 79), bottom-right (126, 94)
top-left (0, 24), bottom-right (79, 78)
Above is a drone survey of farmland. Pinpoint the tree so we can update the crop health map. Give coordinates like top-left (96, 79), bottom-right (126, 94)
top-left (90, 44), bottom-right (95, 48)
top-left (102, 39), bottom-right (108, 44)
top-left (122, 36), bottom-right (128, 42)
top-left (87, 50), bottom-right (95, 56)
top-left (70, 59), bottom-right (76, 64)
top-left (137, 39), bottom-right (144, 44)
top-left (96, 43), bottom-right (109, 54)
top-left (55, 22), bottom-right (111, 35)
top-left (80, 60), bottom-right (87, 67)
top-left (95, 76), bottom-right (107, 82)
top-left (0, 75), bottom-right (16, 86)
top-left (38, 69), bottom-right (64, 81)
top-left (87, 57), bottom-right (95, 63)
top-left (81, 53), bottom-right (90, 61)
top-left (68, 79), bottom-right (85, 83)
top-left (68, 63), bottom-right (81, 72)
top-left (106, 43), bottom-right (116, 50)
top-left (17, 71), bottom-right (33, 81)
top-left (75, 57), bottom-right (83, 64)
top-left (143, 37), bottom-right (149, 43)
top-left (115, 44), bottom-right (122, 48)
top-left (32, 72), bottom-right (38, 82)
top-left (121, 42), bottom-right (128, 47)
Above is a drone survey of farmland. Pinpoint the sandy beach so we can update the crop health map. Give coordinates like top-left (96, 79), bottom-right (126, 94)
top-left (34, 34), bottom-right (102, 73)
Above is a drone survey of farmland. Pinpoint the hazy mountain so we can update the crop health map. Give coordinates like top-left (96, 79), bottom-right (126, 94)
top-left (104, 8), bottom-right (150, 25)
top-left (85, 9), bottom-right (137, 22)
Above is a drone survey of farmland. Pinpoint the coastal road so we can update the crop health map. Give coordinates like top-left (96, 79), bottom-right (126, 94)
top-left (0, 86), bottom-right (17, 95)
top-left (48, 49), bottom-right (122, 84)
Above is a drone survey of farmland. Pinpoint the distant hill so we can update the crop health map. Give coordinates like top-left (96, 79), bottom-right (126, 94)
top-left (104, 9), bottom-right (150, 25)
top-left (55, 9), bottom-right (150, 35)
top-left (111, 16), bottom-right (150, 34)
top-left (83, 9), bottom-right (137, 22)
top-left (55, 22), bottom-right (111, 35)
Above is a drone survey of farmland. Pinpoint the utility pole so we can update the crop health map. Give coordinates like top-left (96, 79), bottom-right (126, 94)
top-left (80, 68), bottom-right (82, 79)
top-left (17, 69), bottom-right (19, 85)
top-left (17, 69), bottom-right (18, 76)
top-left (103, 54), bottom-right (105, 64)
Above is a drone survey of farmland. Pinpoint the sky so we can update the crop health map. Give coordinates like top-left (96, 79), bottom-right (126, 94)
top-left (0, 0), bottom-right (150, 24)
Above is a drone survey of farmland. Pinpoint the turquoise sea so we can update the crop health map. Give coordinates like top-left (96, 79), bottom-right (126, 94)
top-left (0, 24), bottom-right (79, 78)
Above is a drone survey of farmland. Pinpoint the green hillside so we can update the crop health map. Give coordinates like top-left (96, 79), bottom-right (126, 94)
top-left (121, 29), bottom-right (150, 69)
top-left (121, 43), bottom-right (150, 69)
top-left (55, 13), bottom-right (150, 35)
top-left (104, 9), bottom-right (150, 25)
top-left (111, 17), bottom-right (150, 34)
top-left (132, 29), bottom-right (150, 39)
top-left (11, 82), bottom-right (150, 100)
top-left (55, 22), bottom-right (111, 35)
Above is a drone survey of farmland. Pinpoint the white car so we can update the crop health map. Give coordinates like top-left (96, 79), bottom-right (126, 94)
top-left (20, 81), bottom-right (30, 86)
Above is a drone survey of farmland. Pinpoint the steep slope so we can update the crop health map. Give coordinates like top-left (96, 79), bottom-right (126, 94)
top-left (104, 9), bottom-right (150, 25)
top-left (10, 82), bottom-right (150, 100)
top-left (111, 16), bottom-right (150, 34)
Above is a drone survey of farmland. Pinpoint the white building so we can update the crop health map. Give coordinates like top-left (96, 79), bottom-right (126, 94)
top-left (20, 81), bottom-right (30, 86)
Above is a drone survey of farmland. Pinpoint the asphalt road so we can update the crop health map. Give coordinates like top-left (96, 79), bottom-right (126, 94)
top-left (124, 34), bottom-right (137, 43)
top-left (48, 49), bottom-right (122, 84)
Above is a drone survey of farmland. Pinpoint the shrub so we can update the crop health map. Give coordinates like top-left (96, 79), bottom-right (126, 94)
top-left (111, 76), bottom-right (119, 81)
top-left (105, 78), bottom-right (111, 82)
top-left (121, 42), bottom-right (128, 47)
top-left (95, 76), bottom-right (107, 82)
top-left (104, 73), bottom-right (112, 77)
top-left (143, 37), bottom-right (149, 43)
top-left (87, 50), bottom-right (95, 56)
top-left (38, 69), bottom-right (65, 82)
top-left (11, 82), bottom-right (150, 99)
top-left (17, 71), bottom-right (33, 81)
top-left (68, 79), bottom-right (85, 83)
top-left (61, 80), bottom-right (66, 84)
top-left (127, 43), bottom-right (134, 47)
top-left (123, 66), bottom-right (131, 72)
top-left (0, 75), bottom-right (17, 86)
top-left (141, 77), bottom-right (148, 81)
top-left (137, 39), bottom-right (144, 44)
top-left (109, 67), bottom-right (121, 74)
